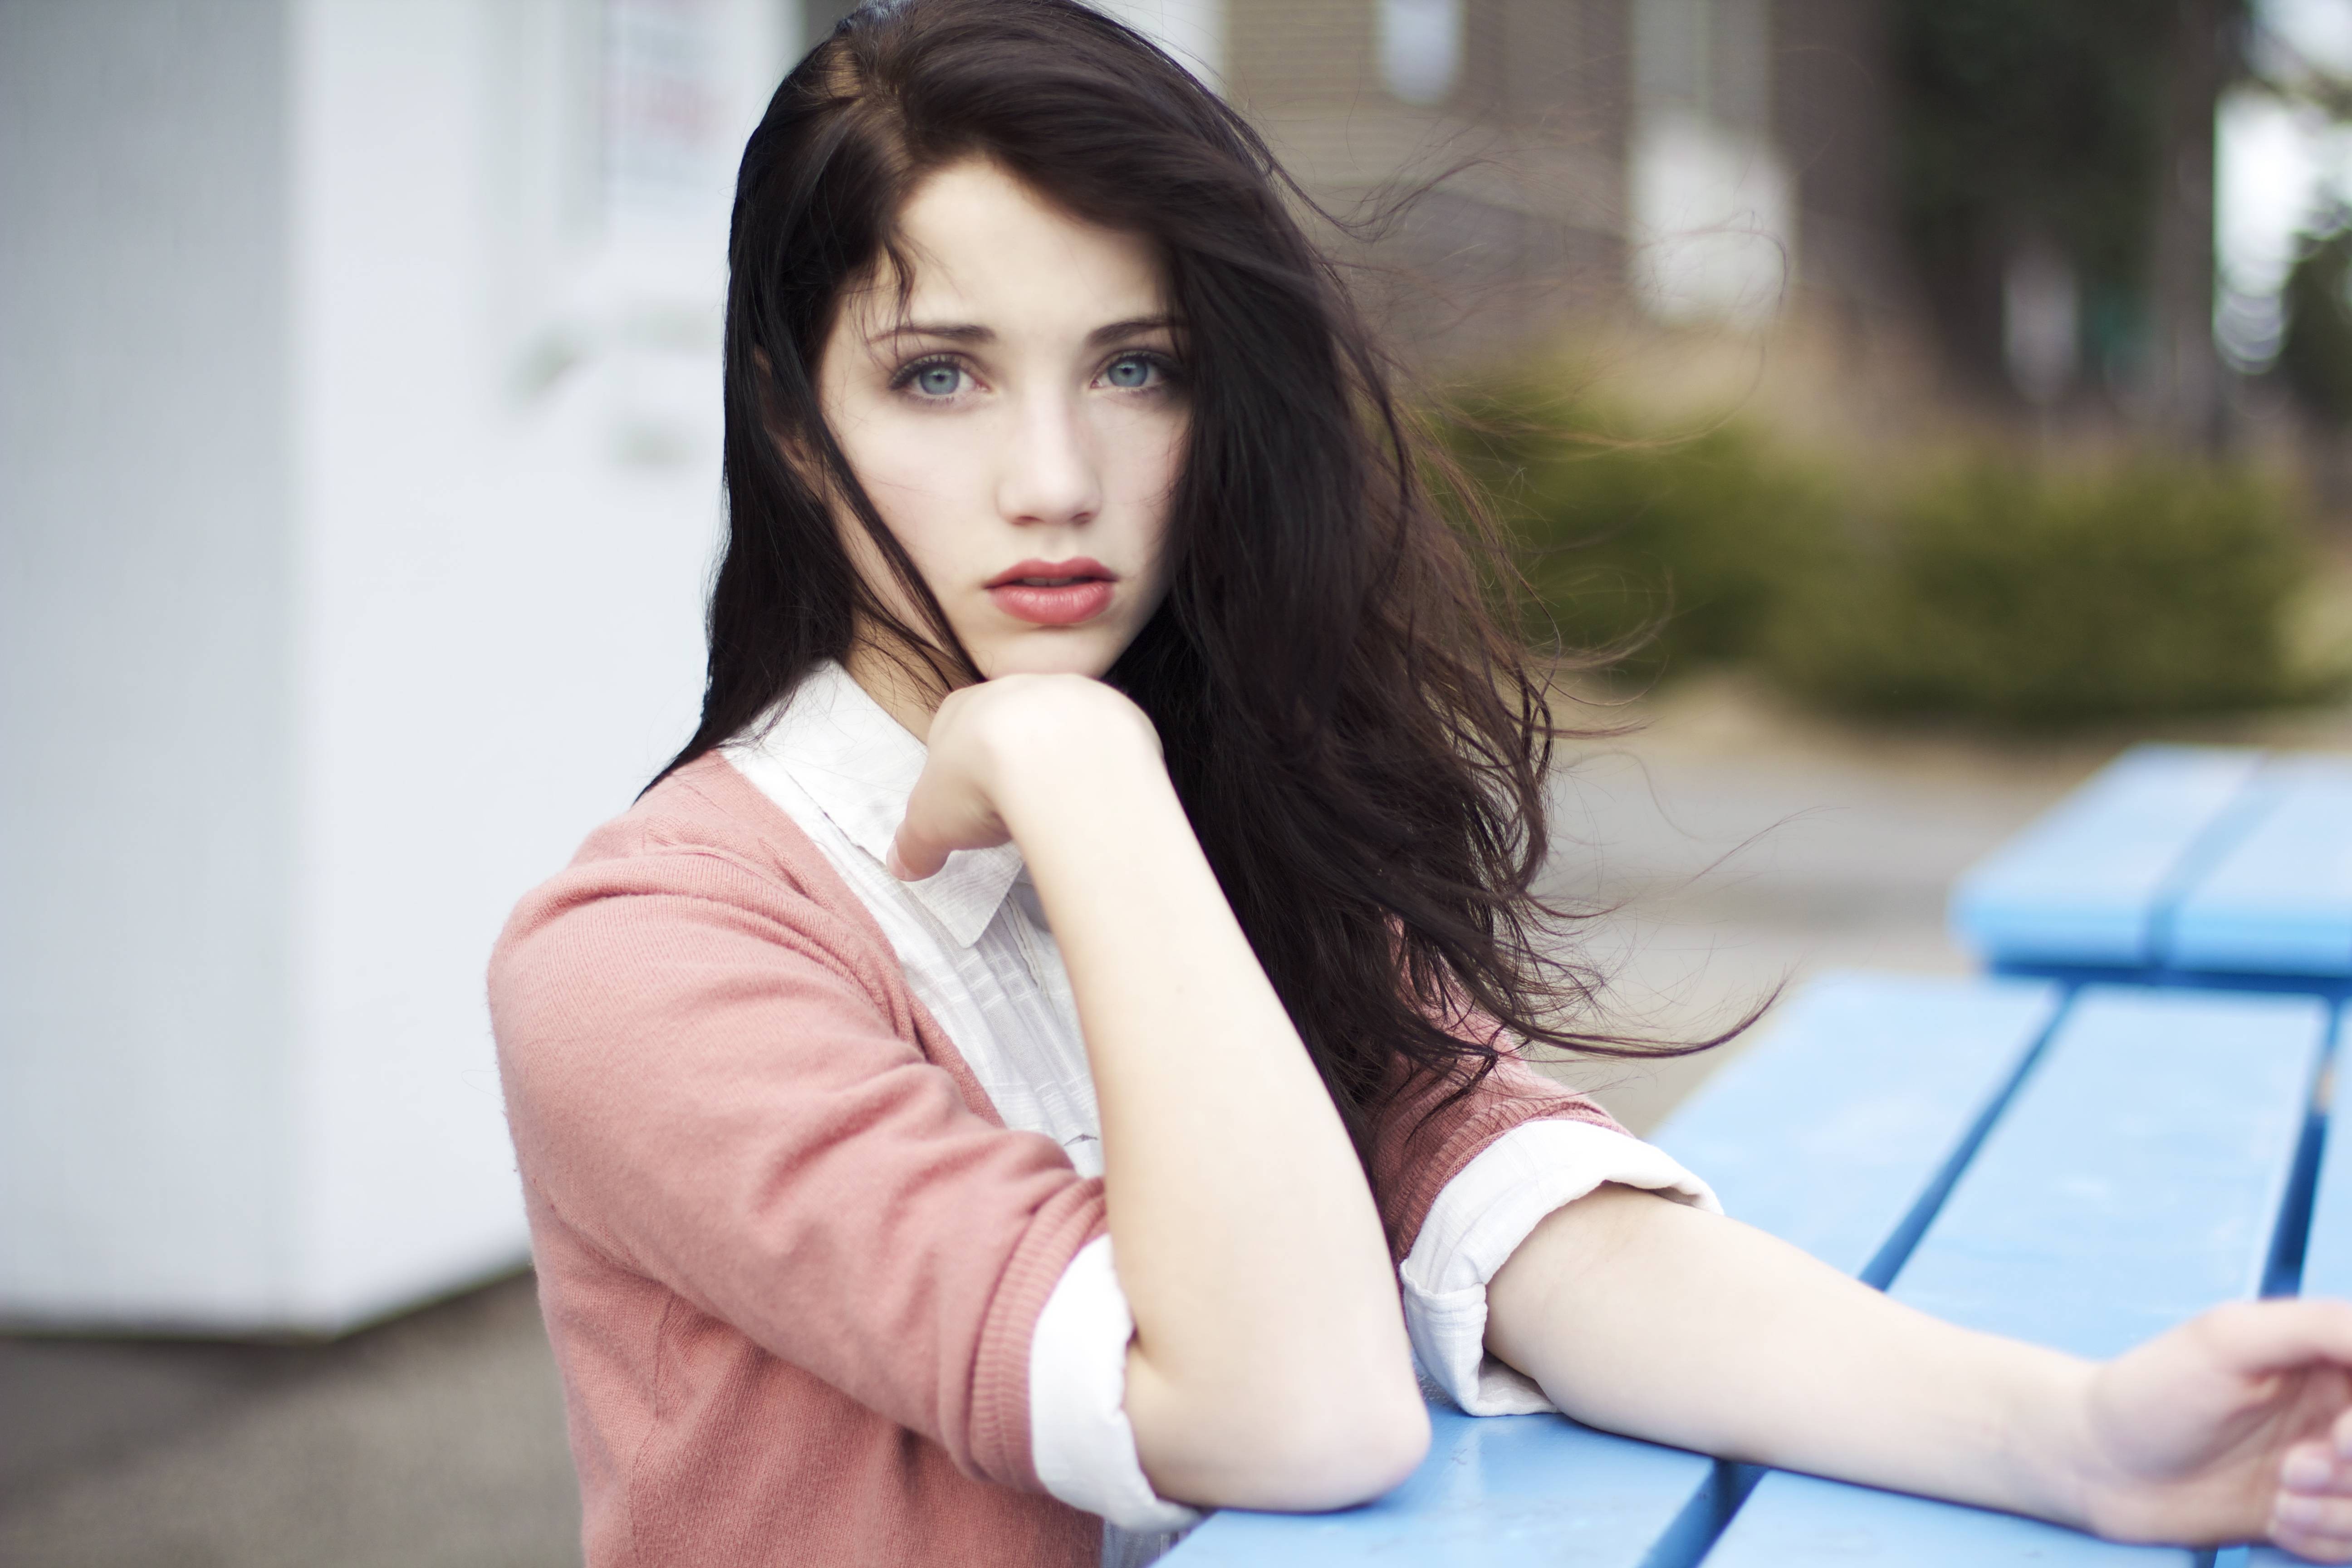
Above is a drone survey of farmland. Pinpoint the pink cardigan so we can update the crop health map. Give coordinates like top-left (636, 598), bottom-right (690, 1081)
top-left (490, 753), bottom-right (1626, 1567)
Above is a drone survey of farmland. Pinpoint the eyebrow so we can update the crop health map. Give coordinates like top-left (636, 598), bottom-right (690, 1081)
top-left (868, 315), bottom-right (1179, 348)
top-left (1085, 316), bottom-right (1178, 345)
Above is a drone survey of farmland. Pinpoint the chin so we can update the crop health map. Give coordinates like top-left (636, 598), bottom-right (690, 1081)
top-left (978, 630), bottom-right (1127, 682)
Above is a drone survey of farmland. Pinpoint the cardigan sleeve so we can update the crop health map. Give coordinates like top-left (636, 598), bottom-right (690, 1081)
top-left (1029, 1236), bottom-right (1203, 1532)
top-left (1365, 1044), bottom-right (1718, 1412)
top-left (1400, 1117), bottom-right (1717, 1412)
top-left (488, 815), bottom-right (1103, 1496)
top-left (1366, 1048), bottom-right (1636, 1261)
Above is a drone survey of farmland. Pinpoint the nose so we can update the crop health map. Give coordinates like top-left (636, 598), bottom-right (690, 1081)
top-left (996, 387), bottom-right (1101, 530)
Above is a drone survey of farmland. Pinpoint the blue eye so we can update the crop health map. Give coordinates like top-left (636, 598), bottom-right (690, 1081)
top-left (1104, 355), bottom-right (1156, 389)
top-left (911, 363), bottom-right (964, 397)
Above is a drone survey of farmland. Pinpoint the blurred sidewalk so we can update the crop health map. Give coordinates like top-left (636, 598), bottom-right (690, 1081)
top-left (5, 676), bottom-right (2347, 1566)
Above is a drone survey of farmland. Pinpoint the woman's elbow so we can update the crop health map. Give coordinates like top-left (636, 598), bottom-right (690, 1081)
top-left (1285, 1389), bottom-right (1431, 1507)
top-left (1143, 1375), bottom-right (1430, 1512)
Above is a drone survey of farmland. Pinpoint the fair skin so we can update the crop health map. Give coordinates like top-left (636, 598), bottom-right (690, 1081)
top-left (814, 155), bottom-right (2352, 1555)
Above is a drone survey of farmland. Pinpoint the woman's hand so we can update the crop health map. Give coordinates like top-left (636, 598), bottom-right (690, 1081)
top-left (2070, 1299), bottom-right (2352, 1559)
top-left (887, 673), bottom-right (1159, 881)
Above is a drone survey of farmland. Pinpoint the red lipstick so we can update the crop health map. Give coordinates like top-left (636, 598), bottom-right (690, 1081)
top-left (985, 558), bottom-right (1118, 626)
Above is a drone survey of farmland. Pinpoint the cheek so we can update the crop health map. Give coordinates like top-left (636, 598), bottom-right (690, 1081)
top-left (833, 413), bottom-right (989, 570)
top-left (1103, 411), bottom-right (1187, 569)
top-left (837, 409), bottom-right (956, 506)
top-left (1117, 400), bottom-right (1187, 481)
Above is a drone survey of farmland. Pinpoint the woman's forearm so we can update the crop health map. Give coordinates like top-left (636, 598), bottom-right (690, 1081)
top-left (983, 689), bottom-right (1426, 1509)
top-left (1484, 1184), bottom-right (2098, 1527)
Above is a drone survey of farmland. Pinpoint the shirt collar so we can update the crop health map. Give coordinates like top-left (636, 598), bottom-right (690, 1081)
top-left (745, 661), bottom-right (1024, 947)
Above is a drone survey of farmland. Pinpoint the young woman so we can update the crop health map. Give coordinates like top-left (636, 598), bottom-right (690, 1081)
top-left (490, 3), bottom-right (2352, 1564)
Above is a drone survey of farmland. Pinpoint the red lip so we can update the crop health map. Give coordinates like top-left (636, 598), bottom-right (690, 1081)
top-left (985, 558), bottom-right (1116, 589)
top-left (985, 558), bottom-right (1119, 627)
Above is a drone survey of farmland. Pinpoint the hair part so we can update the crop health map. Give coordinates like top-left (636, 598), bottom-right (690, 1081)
top-left (661, 0), bottom-right (1728, 1173)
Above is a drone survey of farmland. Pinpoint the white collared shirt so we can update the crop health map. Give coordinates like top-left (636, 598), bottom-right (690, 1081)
top-left (724, 663), bottom-right (1715, 1560)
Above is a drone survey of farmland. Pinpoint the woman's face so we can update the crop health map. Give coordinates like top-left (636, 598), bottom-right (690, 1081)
top-left (815, 158), bottom-right (1186, 713)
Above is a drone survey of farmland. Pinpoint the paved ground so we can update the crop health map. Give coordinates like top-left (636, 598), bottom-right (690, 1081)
top-left (0, 1274), bottom-right (578, 1567)
top-left (7, 674), bottom-right (2346, 1566)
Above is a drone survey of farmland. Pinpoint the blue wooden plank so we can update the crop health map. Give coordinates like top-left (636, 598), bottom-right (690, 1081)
top-left (2167, 760), bottom-right (2352, 978)
top-left (2290, 1004), bottom-right (2352, 1303)
top-left (2148, 1000), bottom-right (2344, 1568)
top-left (1704, 987), bottom-right (2331, 1568)
top-left (1890, 988), bottom-right (2324, 1352)
top-left (1165, 1407), bottom-right (1725, 1567)
top-left (2254, 994), bottom-right (2350, 1568)
top-left (1952, 745), bottom-right (2267, 968)
top-left (1703, 1470), bottom-right (2202, 1568)
top-left (1166, 973), bottom-right (2062, 1568)
top-left (1650, 971), bottom-right (2063, 1283)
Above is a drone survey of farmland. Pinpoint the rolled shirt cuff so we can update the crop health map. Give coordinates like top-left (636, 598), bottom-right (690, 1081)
top-left (1400, 1118), bottom-right (1719, 1416)
top-left (1029, 1235), bottom-right (1205, 1533)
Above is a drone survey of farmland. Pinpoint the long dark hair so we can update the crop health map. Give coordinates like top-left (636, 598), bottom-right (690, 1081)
top-left (662, 0), bottom-right (1715, 1167)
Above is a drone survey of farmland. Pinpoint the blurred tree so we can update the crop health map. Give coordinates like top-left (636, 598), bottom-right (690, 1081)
top-left (2145, 0), bottom-right (2231, 443)
top-left (2244, 10), bottom-right (2352, 436)
top-left (1893, 0), bottom-right (2241, 441)
top-left (2278, 222), bottom-right (2352, 426)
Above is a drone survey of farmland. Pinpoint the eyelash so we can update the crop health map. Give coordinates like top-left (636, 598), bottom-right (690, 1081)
top-left (887, 350), bottom-right (1184, 401)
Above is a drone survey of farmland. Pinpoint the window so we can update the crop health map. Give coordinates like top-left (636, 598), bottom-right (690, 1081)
top-left (1627, 0), bottom-right (1792, 327)
top-left (1379, 0), bottom-right (1463, 108)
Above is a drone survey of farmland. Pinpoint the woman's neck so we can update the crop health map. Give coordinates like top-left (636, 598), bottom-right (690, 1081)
top-left (843, 639), bottom-right (953, 743)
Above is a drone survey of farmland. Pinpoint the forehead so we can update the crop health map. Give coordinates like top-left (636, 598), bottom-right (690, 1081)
top-left (868, 158), bottom-right (1167, 331)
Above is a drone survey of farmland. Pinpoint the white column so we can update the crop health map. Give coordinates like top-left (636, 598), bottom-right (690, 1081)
top-left (0, 0), bottom-right (775, 1334)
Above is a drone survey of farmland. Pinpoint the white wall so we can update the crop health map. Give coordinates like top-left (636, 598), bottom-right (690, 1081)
top-left (0, 0), bottom-right (303, 1325)
top-left (1, 0), bottom-right (760, 1333)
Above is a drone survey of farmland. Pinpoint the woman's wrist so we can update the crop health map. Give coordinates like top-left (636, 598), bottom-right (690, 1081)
top-left (965, 676), bottom-right (1170, 840)
top-left (1992, 1344), bottom-right (2105, 1533)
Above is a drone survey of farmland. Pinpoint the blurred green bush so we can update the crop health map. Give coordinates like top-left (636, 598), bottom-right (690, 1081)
top-left (1764, 459), bottom-right (2317, 722)
top-left (1433, 386), bottom-right (1833, 680)
top-left (1434, 385), bottom-right (2328, 722)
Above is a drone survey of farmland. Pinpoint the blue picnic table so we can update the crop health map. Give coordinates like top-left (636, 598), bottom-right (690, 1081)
top-left (1165, 745), bottom-right (2352, 1568)
top-left (1953, 746), bottom-right (2352, 998)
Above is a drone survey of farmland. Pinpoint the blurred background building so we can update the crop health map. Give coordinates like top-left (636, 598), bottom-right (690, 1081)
top-left (5, 0), bottom-right (2352, 1563)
